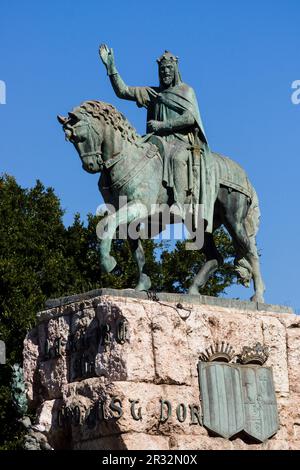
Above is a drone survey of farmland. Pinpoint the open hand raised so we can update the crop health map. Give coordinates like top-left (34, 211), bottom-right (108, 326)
top-left (99, 44), bottom-right (115, 69)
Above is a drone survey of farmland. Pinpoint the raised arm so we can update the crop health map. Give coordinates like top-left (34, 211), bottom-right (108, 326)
top-left (99, 44), bottom-right (136, 100)
top-left (99, 44), bottom-right (157, 107)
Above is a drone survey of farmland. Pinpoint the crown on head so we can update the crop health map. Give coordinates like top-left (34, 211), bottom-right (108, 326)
top-left (157, 50), bottom-right (179, 65)
top-left (199, 342), bottom-right (235, 363)
top-left (240, 342), bottom-right (269, 365)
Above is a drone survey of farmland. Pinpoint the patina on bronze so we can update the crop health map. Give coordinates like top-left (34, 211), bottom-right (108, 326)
top-left (58, 46), bottom-right (265, 302)
top-left (198, 343), bottom-right (279, 442)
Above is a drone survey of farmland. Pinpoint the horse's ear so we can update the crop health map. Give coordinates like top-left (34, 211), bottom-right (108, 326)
top-left (57, 115), bottom-right (67, 125)
top-left (68, 112), bottom-right (80, 120)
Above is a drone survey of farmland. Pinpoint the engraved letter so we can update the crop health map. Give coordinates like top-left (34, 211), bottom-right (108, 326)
top-left (110, 397), bottom-right (123, 419)
top-left (159, 399), bottom-right (172, 423)
top-left (189, 404), bottom-right (202, 425)
top-left (129, 399), bottom-right (142, 421)
top-left (176, 403), bottom-right (187, 423)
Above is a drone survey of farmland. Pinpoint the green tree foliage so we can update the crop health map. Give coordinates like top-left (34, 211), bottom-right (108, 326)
top-left (160, 230), bottom-right (237, 295)
top-left (0, 174), bottom-right (237, 448)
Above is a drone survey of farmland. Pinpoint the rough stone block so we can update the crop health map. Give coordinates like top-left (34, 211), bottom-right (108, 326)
top-left (262, 316), bottom-right (289, 393)
top-left (286, 326), bottom-right (300, 393)
top-left (23, 291), bottom-right (299, 450)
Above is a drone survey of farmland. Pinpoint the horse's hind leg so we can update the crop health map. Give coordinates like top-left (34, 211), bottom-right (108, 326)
top-left (188, 233), bottom-right (223, 295)
top-left (128, 213), bottom-right (166, 291)
top-left (232, 228), bottom-right (265, 302)
top-left (128, 237), bottom-right (151, 291)
top-left (247, 237), bottom-right (265, 303)
top-left (223, 191), bottom-right (265, 303)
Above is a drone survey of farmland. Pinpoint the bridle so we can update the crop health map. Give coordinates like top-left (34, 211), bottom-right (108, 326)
top-left (68, 119), bottom-right (104, 168)
top-left (67, 113), bottom-right (127, 173)
top-left (65, 110), bottom-right (160, 191)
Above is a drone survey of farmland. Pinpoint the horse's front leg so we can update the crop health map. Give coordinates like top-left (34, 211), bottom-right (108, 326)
top-left (96, 201), bottom-right (149, 274)
top-left (128, 238), bottom-right (151, 291)
top-left (188, 233), bottom-right (223, 295)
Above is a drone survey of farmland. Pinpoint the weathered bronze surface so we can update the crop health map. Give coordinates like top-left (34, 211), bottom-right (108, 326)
top-left (199, 341), bottom-right (235, 363)
top-left (240, 342), bottom-right (269, 365)
top-left (58, 46), bottom-right (266, 302)
top-left (199, 362), bottom-right (245, 439)
top-left (198, 361), bottom-right (279, 442)
top-left (240, 366), bottom-right (279, 442)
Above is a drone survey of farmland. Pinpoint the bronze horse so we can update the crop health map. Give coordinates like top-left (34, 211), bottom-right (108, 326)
top-left (58, 100), bottom-right (265, 302)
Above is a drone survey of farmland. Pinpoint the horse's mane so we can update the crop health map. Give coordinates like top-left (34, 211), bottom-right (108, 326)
top-left (78, 100), bottom-right (139, 145)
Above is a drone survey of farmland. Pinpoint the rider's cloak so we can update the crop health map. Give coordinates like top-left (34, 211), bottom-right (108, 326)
top-left (132, 82), bottom-right (217, 233)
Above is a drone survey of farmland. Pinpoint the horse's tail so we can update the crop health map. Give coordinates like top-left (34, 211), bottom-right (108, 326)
top-left (234, 185), bottom-right (260, 286)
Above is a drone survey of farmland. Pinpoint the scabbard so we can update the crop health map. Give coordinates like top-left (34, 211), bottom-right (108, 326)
top-left (191, 141), bottom-right (202, 229)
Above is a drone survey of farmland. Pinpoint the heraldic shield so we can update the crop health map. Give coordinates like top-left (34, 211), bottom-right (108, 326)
top-left (198, 362), bottom-right (279, 442)
top-left (240, 366), bottom-right (279, 442)
top-left (198, 362), bottom-right (245, 438)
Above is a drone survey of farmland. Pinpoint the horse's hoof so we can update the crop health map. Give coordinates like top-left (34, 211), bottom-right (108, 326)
top-left (135, 274), bottom-right (151, 292)
top-left (250, 294), bottom-right (264, 303)
top-left (101, 255), bottom-right (117, 273)
top-left (188, 286), bottom-right (199, 296)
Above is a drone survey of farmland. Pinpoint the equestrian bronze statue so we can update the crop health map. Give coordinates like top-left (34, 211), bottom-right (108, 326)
top-left (57, 45), bottom-right (265, 302)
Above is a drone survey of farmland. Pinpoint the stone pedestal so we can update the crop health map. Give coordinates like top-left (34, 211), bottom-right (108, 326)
top-left (23, 289), bottom-right (300, 450)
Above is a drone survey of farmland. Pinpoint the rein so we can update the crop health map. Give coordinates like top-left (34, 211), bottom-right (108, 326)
top-left (79, 121), bottom-right (104, 167)
top-left (79, 119), bottom-right (126, 170)
top-left (78, 113), bottom-right (161, 191)
top-left (102, 143), bottom-right (160, 192)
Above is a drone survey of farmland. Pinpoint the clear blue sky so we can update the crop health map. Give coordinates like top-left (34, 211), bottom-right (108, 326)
top-left (1, 0), bottom-right (300, 309)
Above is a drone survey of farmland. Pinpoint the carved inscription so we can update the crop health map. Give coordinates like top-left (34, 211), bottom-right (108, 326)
top-left (41, 315), bottom-right (129, 382)
top-left (57, 398), bottom-right (202, 428)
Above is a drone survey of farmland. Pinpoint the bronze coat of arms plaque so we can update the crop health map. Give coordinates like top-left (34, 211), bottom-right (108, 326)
top-left (198, 362), bottom-right (279, 442)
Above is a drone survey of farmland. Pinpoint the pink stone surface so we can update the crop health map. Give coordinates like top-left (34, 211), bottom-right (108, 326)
top-left (23, 294), bottom-right (299, 450)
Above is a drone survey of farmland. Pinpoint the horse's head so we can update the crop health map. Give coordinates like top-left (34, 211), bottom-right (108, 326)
top-left (57, 103), bottom-right (104, 174)
top-left (58, 100), bottom-right (140, 175)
